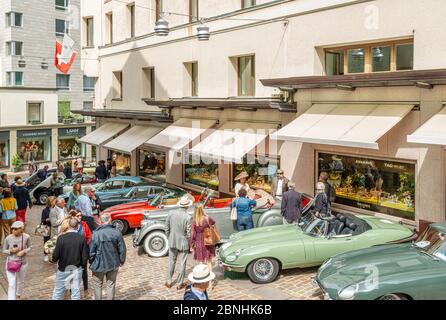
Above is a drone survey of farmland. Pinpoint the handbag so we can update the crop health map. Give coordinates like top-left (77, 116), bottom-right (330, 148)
top-left (230, 198), bottom-right (238, 221)
top-left (35, 223), bottom-right (50, 237)
top-left (6, 236), bottom-right (24, 273)
top-left (204, 219), bottom-right (221, 246)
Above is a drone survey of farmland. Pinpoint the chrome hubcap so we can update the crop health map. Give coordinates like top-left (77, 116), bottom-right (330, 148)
top-left (380, 294), bottom-right (401, 300)
top-left (150, 237), bottom-right (164, 252)
top-left (254, 259), bottom-right (274, 280)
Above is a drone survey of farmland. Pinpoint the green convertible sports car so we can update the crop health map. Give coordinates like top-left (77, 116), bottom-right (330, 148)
top-left (315, 222), bottom-right (446, 300)
top-left (219, 213), bottom-right (416, 284)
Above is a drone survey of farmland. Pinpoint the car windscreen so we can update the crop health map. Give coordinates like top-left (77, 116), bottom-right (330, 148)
top-left (414, 226), bottom-right (446, 258)
top-left (299, 214), bottom-right (325, 236)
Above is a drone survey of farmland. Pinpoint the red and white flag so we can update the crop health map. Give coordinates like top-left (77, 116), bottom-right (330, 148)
top-left (54, 34), bottom-right (77, 74)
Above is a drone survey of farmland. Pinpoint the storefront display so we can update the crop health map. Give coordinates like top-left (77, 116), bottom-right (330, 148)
top-left (317, 152), bottom-right (415, 220)
top-left (17, 129), bottom-right (51, 162)
top-left (58, 127), bottom-right (86, 160)
top-left (0, 132), bottom-right (9, 167)
top-left (233, 155), bottom-right (279, 194)
top-left (184, 157), bottom-right (219, 191)
top-left (138, 149), bottom-right (166, 181)
top-left (109, 151), bottom-right (131, 175)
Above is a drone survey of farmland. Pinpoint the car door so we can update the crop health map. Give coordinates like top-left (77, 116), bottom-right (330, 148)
top-left (312, 234), bottom-right (355, 265)
top-left (99, 179), bottom-right (128, 207)
top-left (205, 206), bottom-right (234, 240)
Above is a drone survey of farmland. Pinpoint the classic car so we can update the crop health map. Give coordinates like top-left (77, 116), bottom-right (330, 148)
top-left (132, 189), bottom-right (315, 258)
top-left (25, 168), bottom-right (57, 192)
top-left (63, 173), bottom-right (97, 193)
top-left (219, 212), bottom-right (416, 284)
top-left (101, 184), bottom-right (192, 234)
top-left (30, 172), bottom-right (66, 205)
top-left (315, 222), bottom-right (446, 300)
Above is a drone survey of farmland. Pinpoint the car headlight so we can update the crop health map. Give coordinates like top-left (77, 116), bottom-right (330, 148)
top-left (225, 249), bottom-right (242, 262)
top-left (338, 284), bottom-right (359, 300)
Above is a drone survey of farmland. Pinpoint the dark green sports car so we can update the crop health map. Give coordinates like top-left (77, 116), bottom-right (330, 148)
top-left (315, 222), bottom-right (446, 300)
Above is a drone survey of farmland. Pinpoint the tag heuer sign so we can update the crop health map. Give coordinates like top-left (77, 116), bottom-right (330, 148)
top-left (17, 129), bottom-right (52, 139)
top-left (58, 127), bottom-right (86, 137)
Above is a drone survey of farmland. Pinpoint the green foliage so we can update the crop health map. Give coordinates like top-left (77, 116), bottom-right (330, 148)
top-left (12, 154), bottom-right (22, 168)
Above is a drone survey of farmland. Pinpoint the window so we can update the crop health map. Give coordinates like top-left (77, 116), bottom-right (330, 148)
top-left (27, 103), bottom-right (43, 124)
top-left (317, 152), bottom-right (415, 220)
top-left (185, 158), bottom-right (219, 191)
top-left (106, 13), bottom-right (113, 44)
top-left (371, 46), bottom-right (391, 72)
top-left (6, 41), bottom-right (23, 56)
top-left (112, 71), bottom-right (123, 99)
top-left (237, 55), bottom-right (255, 96)
top-left (56, 74), bottom-right (70, 90)
top-left (17, 130), bottom-right (51, 162)
top-left (56, 19), bottom-right (69, 37)
top-left (85, 17), bottom-right (94, 46)
top-left (83, 101), bottom-right (93, 110)
top-left (6, 12), bottom-right (23, 27)
top-left (191, 62), bottom-right (198, 96)
top-left (190, 0), bottom-right (198, 22)
top-left (325, 40), bottom-right (414, 75)
top-left (347, 48), bottom-right (365, 74)
top-left (6, 72), bottom-right (23, 86)
top-left (83, 76), bottom-right (96, 91)
top-left (233, 156), bottom-right (279, 194)
top-left (138, 149), bottom-right (166, 181)
top-left (142, 68), bottom-right (155, 98)
top-left (396, 43), bottom-right (414, 71)
top-left (55, 0), bottom-right (69, 9)
top-left (242, 0), bottom-right (256, 9)
top-left (155, 0), bottom-right (163, 21)
top-left (58, 101), bottom-right (71, 123)
top-left (129, 4), bottom-right (135, 38)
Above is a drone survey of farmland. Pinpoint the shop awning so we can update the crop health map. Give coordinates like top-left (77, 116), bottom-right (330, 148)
top-left (104, 125), bottom-right (163, 154)
top-left (144, 118), bottom-right (217, 151)
top-left (407, 107), bottom-right (446, 145)
top-left (272, 104), bottom-right (413, 149)
top-left (190, 121), bottom-right (279, 163)
top-left (78, 122), bottom-right (129, 146)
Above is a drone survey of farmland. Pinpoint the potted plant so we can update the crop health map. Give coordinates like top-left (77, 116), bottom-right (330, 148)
top-left (12, 154), bottom-right (22, 172)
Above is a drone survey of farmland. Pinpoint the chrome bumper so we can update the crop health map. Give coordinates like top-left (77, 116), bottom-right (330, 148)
top-left (132, 228), bottom-right (141, 248)
top-left (312, 277), bottom-right (332, 300)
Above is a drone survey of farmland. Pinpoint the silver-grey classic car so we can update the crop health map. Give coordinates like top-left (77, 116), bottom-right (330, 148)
top-left (132, 188), bottom-right (315, 257)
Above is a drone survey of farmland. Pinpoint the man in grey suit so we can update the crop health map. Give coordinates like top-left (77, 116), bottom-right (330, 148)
top-left (165, 196), bottom-right (193, 290)
top-left (281, 182), bottom-right (302, 224)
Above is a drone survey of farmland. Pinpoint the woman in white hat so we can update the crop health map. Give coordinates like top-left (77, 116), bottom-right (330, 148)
top-left (233, 171), bottom-right (251, 197)
top-left (184, 264), bottom-right (216, 300)
top-left (2, 220), bottom-right (31, 300)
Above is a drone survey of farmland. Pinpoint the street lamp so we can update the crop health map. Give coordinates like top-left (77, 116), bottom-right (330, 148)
top-left (154, 15), bottom-right (169, 36)
top-left (196, 23), bottom-right (210, 41)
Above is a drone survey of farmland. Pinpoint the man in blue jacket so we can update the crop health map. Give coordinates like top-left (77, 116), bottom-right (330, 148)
top-left (89, 213), bottom-right (126, 300)
top-left (184, 264), bottom-right (215, 300)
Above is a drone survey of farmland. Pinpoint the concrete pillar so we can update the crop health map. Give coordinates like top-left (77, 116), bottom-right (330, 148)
top-left (51, 128), bottom-right (58, 166)
top-left (9, 130), bottom-right (17, 171)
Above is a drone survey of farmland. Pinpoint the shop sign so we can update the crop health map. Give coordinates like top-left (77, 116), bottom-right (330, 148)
top-left (17, 129), bottom-right (51, 139)
top-left (58, 127), bottom-right (86, 137)
top-left (0, 131), bottom-right (9, 141)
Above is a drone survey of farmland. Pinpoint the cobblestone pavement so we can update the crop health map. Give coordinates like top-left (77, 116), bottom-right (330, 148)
top-left (0, 205), bottom-right (323, 300)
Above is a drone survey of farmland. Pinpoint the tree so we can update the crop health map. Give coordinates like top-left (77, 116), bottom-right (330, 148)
top-left (12, 154), bottom-right (22, 170)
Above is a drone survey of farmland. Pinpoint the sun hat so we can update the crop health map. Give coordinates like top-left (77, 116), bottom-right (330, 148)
top-left (188, 264), bottom-right (216, 284)
top-left (234, 171), bottom-right (249, 181)
top-left (11, 221), bottom-right (25, 229)
top-left (16, 179), bottom-right (26, 187)
top-left (177, 195), bottom-right (193, 208)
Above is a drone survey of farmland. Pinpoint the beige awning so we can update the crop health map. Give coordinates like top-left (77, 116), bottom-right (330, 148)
top-left (78, 122), bottom-right (129, 146)
top-left (407, 107), bottom-right (446, 145)
top-left (272, 104), bottom-right (413, 149)
top-left (144, 118), bottom-right (217, 151)
top-left (104, 125), bottom-right (163, 154)
top-left (190, 121), bottom-right (278, 163)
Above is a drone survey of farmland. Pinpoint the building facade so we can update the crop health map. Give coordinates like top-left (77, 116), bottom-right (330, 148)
top-left (0, 0), bottom-right (96, 171)
top-left (81, 0), bottom-right (446, 227)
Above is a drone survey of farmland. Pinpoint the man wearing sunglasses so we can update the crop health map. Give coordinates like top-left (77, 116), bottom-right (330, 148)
top-left (271, 169), bottom-right (289, 199)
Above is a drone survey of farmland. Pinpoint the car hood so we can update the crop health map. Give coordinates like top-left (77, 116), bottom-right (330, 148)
top-left (359, 215), bottom-right (415, 232)
top-left (318, 243), bottom-right (440, 292)
top-left (104, 201), bottom-right (148, 213)
top-left (227, 224), bottom-right (304, 248)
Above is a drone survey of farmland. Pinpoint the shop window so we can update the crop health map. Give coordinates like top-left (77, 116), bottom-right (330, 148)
top-left (6, 41), bottom-right (23, 56)
top-left (112, 71), bottom-right (123, 100)
top-left (317, 152), bottom-right (415, 220)
top-left (371, 46), bottom-right (391, 72)
top-left (0, 134), bottom-right (10, 167)
top-left (58, 127), bottom-right (86, 160)
top-left (83, 76), bottom-right (96, 91)
top-left (190, 0), bottom-right (198, 22)
top-left (184, 157), bottom-right (219, 191)
top-left (325, 50), bottom-right (344, 76)
top-left (56, 19), bottom-right (69, 37)
top-left (242, 0), bottom-right (256, 9)
top-left (17, 131), bottom-right (52, 162)
top-left (139, 149), bottom-right (166, 182)
top-left (396, 43), bottom-right (414, 71)
top-left (233, 155), bottom-right (279, 194)
top-left (27, 102), bottom-right (43, 124)
top-left (84, 17), bottom-right (94, 46)
top-left (6, 12), bottom-right (23, 27)
top-left (56, 74), bottom-right (70, 90)
top-left (142, 67), bottom-right (155, 99)
top-left (237, 55), bottom-right (255, 96)
top-left (109, 151), bottom-right (131, 175)
top-left (347, 48), bottom-right (365, 74)
top-left (6, 71), bottom-right (23, 86)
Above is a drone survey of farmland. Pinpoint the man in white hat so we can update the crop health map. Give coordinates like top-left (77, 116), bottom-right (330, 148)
top-left (184, 264), bottom-right (215, 300)
top-left (165, 196), bottom-right (193, 290)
